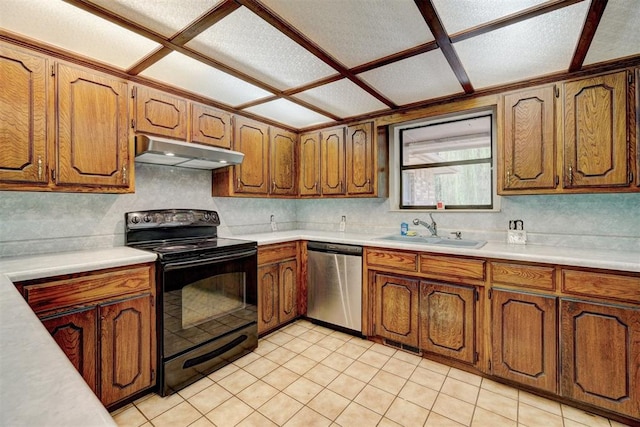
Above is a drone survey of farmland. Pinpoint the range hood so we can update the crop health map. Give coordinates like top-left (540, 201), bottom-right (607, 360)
top-left (134, 135), bottom-right (243, 170)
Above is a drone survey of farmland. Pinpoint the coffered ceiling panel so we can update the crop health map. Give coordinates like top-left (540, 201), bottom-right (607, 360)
top-left (294, 79), bottom-right (389, 118)
top-left (358, 50), bottom-right (463, 106)
top-left (140, 51), bottom-right (271, 107)
top-left (0, 0), bottom-right (159, 69)
top-left (584, 0), bottom-right (640, 65)
top-left (244, 99), bottom-right (333, 129)
top-left (432, 0), bottom-right (549, 34)
top-left (454, 1), bottom-right (590, 88)
top-left (186, 7), bottom-right (337, 90)
top-left (260, 0), bottom-right (434, 68)
top-left (85, 0), bottom-right (220, 38)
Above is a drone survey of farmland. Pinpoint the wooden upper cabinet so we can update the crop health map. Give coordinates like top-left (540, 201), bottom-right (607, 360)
top-left (346, 122), bottom-right (375, 195)
top-left (299, 131), bottom-right (321, 196)
top-left (419, 281), bottom-right (476, 364)
top-left (190, 103), bottom-right (231, 149)
top-left (560, 299), bottom-right (640, 419)
top-left (502, 85), bottom-right (557, 191)
top-left (233, 116), bottom-right (269, 194)
top-left (270, 128), bottom-right (297, 196)
top-left (492, 289), bottom-right (557, 393)
top-left (563, 71), bottom-right (629, 188)
top-left (0, 43), bottom-right (48, 184)
top-left (321, 127), bottom-right (346, 195)
top-left (133, 86), bottom-right (187, 139)
top-left (56, 64), bottom-right (130, 188)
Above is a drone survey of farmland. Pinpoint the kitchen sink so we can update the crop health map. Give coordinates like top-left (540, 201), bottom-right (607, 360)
top-left (377, 234), bottom-right (487, 249)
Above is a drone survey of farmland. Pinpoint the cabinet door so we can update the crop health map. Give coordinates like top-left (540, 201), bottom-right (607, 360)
top-left (190, 103), bottom-right (231, 148)
top-left (233, 116), bottom-right (269, 194)
top-left (346, 122), bottom-right (375, 195)
top-left (57, 64), bottom-right (129, 187)
top-left (99, 294), bottom-right (152, 407)
top-left (258, 264), bottom-right (279, 334)
top-left (502, 86), bottom-right (556, 191)
top-left (0, 43), bottom-right (48, 184)
top-left (492, 290), bottom-right (557, 392)
top-left (41, 308), bottom-right (98, 394)
top-left (270, 128), bottom-right (297, 195)
top-left (279, 260), bottom-right (298, 324)
top-left (373, 273), bottom-right (419, 347)
top-left (321, 127), bottom-right (345, 195)
top-left (299, 132), bottom-right (321, 196)
top-left (563, 71), bottom-right (629, 188)
top-left (560, 299), bottom-right (640, 419)
top-left (419, 282), bottom-right (476, 364)
top-left (133, 86), bottom-right (187, 139)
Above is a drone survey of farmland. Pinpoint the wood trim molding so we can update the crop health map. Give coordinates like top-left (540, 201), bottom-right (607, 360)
top-left (569, 0), bottom-right (608, 72)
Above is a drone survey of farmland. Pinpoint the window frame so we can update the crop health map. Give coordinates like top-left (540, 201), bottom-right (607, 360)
top-left (389, 108), bottom-right (501, 212)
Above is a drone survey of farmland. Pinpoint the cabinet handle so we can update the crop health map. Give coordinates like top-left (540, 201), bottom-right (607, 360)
top-left (37, 156), bottom-right (43, 180)
top-left (237, 177), bottom-right (241, 188)
top-left (272, 180), bottom-right (276, 189)
top-left (122, 164), bottom-right (128, 184)
top-left (506, 170), bottom-right (510, 183)
top-left (314, 181), bottom-right (317, 189)
top-left (568, 165), bottom-right (573, 185)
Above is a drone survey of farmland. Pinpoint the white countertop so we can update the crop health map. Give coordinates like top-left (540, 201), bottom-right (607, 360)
top-left (0, 232), bottom-right (637, 427)
top-left (228, 229), bottom-right (640, 273)
top-left (0, 247), bottom-right (156, 427)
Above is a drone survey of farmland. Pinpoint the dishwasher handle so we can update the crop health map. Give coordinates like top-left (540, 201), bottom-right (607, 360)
top-left (307, 241), bottom-right (362, 256)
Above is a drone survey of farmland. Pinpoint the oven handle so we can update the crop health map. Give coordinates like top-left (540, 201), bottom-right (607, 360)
top-left (162, 248), bottom-right (257, 271)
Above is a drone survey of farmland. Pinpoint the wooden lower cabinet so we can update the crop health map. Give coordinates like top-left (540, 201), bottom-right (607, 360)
top-left (257, 243), bottom-right (299, 335)
top-left (41, 308), bottom-right (98, 392)
top-left (560, 299), bottom-right (640, 419)
top-left (99, 294), bottom-right (152, 407)
top-left (373, 273), bottom-right (419, 347)
top-left (20, 264), bottom-right (155, 408)
top-left (420, 281), bottom-right (476, 364)
top-left (491, 289), bottom-right (557, 392)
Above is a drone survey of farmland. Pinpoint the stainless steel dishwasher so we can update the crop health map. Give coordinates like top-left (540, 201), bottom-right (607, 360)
top-left (307, 241), bottom-right (362, 333)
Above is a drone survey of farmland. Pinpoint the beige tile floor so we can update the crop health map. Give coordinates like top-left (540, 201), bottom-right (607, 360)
top-left (112, 320), bottom-right (631, 427)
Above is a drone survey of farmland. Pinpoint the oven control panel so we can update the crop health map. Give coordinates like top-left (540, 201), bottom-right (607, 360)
top-left (126, 209), bottom-right (220, 229)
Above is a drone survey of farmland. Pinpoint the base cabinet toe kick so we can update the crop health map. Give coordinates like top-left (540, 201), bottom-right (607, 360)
top-left (362, 247), bottom-right (640, 423)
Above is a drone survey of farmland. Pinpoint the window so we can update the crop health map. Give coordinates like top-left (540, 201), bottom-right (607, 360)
top-left (394, 111), bottom-right (495, 210)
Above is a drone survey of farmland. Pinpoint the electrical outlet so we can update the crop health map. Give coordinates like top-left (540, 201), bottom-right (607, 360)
top-left (339, 215), bottom-right (346, 232)
top-left (270, 215), bottom-right (278, 231)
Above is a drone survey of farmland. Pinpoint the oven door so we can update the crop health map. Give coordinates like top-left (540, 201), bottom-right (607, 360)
top-left (161, 247), bottom-right (258, 360)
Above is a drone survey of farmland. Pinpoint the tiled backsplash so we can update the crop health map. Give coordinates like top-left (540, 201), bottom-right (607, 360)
top-left (0, 164), bottom-right (638, 257)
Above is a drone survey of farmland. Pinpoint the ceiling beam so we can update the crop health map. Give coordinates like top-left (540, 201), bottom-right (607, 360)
top-left (450, 0), bottom-right (585, 43)
top-left (237, 0), bottom-right (397, 109)
top-left (569, 0), bottom-right (608, 72)
top-left (414, 0), bottom-right (474, 94)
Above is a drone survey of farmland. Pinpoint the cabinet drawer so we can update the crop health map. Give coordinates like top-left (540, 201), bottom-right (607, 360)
top-left (491, 262), bottom-right (555, 290)
top-left (419, 254), bottom-right (485, 281)
top-left (365, 248), bottom-right (418, 272)
top-left (562, 269), bottom-right (640, 303)
top-left (23, 266), bottom-right (152, 314)
top-left (258, 242), bottom-right (297, 265)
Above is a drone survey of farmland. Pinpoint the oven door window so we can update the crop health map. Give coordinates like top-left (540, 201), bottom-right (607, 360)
top-left (162, 253), bottom-right (257, 358)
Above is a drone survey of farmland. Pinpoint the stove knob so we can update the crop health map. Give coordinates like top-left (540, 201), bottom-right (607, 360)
top-left (131, 215), bottom-right (140, 224)
top-left (143, 214), bottom-right (152, 223)
top-left (203, 213), bottom-right (211, 221)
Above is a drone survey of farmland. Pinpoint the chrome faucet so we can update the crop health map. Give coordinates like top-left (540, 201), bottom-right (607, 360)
top-left (413, 214), bottom-right (437, 236)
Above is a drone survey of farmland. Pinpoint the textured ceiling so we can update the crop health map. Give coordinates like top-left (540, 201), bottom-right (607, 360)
top-left (1, 0), bottom-right (639, 130)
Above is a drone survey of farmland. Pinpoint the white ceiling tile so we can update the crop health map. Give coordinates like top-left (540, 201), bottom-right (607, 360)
top-left (584, 0), bottom-right (640, 65)
top-left (186, 7), bottom-right (336, 90)
top-left (244, 99), bottom-right (333, 128)
top-left (294, 79), bottom-right (389, 118)
top-left (140, 51), bottom-right (272, 107)
top-left (261, 0), bottom-right (433, 68)
top-left (432, 0), bottom-right (548, 34)
top-left (0, 0), bottom-right (160, 69)
top-left (85, 0), bottom-right (220, 38)
top-left (358, 50), bottom-right (463, 105)
top-left (454, 2), bottom-right (590, 88)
